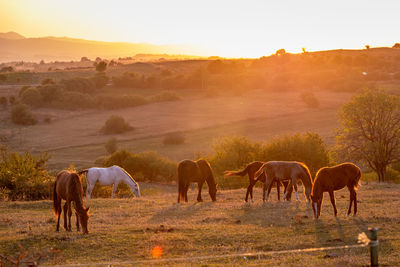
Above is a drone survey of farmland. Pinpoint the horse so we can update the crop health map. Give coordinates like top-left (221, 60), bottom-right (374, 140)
top-left (224, 161), bottom-right (289, 202)
top-left (254, 161), bottom-right (313, 202)
top-left (53, 170), bottom-right (89, 234)
top-left (311, 163), bottom-right (361, 219)
top-left (177, 159), bottom-right (217, 203)
top-left (78, 165), bottom-right (140, 199)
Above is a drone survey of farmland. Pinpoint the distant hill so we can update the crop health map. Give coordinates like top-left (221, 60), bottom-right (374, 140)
top-left (0, 31), bottom-right (25, 40)
top-left (0, 32), bottom-right (204, 62)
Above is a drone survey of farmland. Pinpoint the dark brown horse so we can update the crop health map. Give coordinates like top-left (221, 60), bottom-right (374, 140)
top-left (254, 161), bottom-right (313, 202)
top-left (53, 170), bottom-right (89, 234)
top-left (224, 161), bottom-right (289, 202)
top-left (311, 163), bottom-right (361, 219)
top-left (177, 159), bottom-right (217, 203)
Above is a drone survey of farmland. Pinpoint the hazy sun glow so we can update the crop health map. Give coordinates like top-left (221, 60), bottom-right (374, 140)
top-left (1, 0), bottom-right (400, 57)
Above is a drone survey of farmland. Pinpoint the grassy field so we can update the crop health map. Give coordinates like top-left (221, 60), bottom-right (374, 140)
top-left (1, 181), bottom-right (399, 266)
top-left (0, 88), bottom-right (352, 170)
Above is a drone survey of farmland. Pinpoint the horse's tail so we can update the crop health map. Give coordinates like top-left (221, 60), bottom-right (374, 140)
top-left (254, 164), bottom-right (265, 181)
top-left (77, 169), bottom-right (88, 176)
top-left (224, 165), bottom-right (250, 177)
top-left (52, 180), bottom-right (59, 216)
top-left (353, 166), bottom-right (362, 190)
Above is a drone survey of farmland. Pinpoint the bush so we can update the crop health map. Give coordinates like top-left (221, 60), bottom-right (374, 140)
top-left (101, 115), bottom-right (134, 134)
top-left (103, 149), bottom-right (177, 182)
top-left (94, 155), bottom-right (107, 166)
top-left (20, 87), bottom-right (42, 107)
top-left (300, 91), bottom-right (320, 108)
top-left (105, 137), bottom-right (118, 154)
top-left (41, 78), bottom-right (55, 85)
top-left (163, 132), bottom-right (185, 145)
top-left (61, 77), bottom-right (96, 94)
top-left (37, 84), bottom-right (62, 103)
top-left (209, 136), bottom-right (264, 174)
top-left (92, 73), bottom-right (109, 89)
top-left (150, 91), bottom-right (181, 102)
top-left (19, 85), bottom-right (31, 97)
top-left (11, 103), bottom-right (37, 125)
top-left (0, 148), bottom-right (53, 200)
top-left (56, 91), bottom-right (95, 109)
top-left (0, 96), bottom-right (7, 108)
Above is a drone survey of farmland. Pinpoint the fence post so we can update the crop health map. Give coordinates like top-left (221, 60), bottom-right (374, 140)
top-left (369, 227), bottom-right (378, 267)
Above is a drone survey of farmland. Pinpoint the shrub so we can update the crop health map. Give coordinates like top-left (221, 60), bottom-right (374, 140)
top-left (11, 103), bottom-right (37, 125)
top-left (37, 84), bottom-right (62, 103)
top-left (105, 137), bottom-right (118, 154)
top-left (103, 149), bottom-right (177, 182)
top-left (95, 61), bottom-right (107, 72)
top-left (94, 155), bottom-right (107, 167)
top-left (9, 95), bottom-right (16, 105)
top-left (21, 87), bottom-right (42, 107)
top-left (0, 96), bottom-right (7, 108)
top-left (61, 77), bottom-right (96, 94)
top-left (57, 91), bottom-right (95, 109)
top-left (41, 78), bottom-right (55, 85)
top-left (163, 132), bottom-right (185, 145)
top-left (19, 85), bottom-right (31, 97)
top-left (300, 91), bottom-right (320, 108)
top-left (150, 91), bottom-right (181, 102)
top-left (0, 148), bottom-right (53, 200)
top-left (101, 115), bottom-right (134, 134)
top-left (209, 136), bottom-right (264, 174)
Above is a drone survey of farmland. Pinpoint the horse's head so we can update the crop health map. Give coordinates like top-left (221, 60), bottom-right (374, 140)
top-left (209, 183), bottom-right (218, 202)
top-left (80, 207), bottom-right (90, 234)
top-left (132, 183), bottom-right (140, 197)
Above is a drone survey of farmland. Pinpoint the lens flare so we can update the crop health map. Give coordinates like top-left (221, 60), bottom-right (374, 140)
top-left (152, 246), bottom-right (163, 258)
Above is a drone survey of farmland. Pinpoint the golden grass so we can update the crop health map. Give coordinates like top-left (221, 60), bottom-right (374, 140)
top-left (0, 90), bottom-right (353, 170)
top-left (1, 182), bottom-right (399, 266)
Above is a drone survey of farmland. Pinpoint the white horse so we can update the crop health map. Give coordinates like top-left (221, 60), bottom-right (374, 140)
top-left (78, 166), bottom-right (140, 199)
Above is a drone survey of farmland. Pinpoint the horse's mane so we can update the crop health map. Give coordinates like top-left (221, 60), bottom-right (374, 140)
top-left (297, 162), bottom-right (313, 185)
top-left (70, 173), bottom-right (85, 211)
top-left (115, 166), bottom-right (137, 185)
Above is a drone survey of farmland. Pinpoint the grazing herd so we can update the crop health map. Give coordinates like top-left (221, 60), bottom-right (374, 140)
top-left (53, 160), bottom-right (361, 234)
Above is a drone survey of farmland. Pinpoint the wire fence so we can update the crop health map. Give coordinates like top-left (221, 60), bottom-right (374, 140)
top-left (50, 231), bottom-right (374, 267)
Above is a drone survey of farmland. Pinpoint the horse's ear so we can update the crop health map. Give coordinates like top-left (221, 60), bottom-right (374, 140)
top-left (86, 207), bottom-right (89, 212)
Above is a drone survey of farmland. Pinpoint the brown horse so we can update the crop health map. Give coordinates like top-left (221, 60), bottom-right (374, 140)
top-left (224, 161), bottom-right (289, 202)
top-left (177, 159), bottom-right (217, 203)
top-left (311, 163), bottom-right (361, 219)
top-left (53, 170), bottom-right (89, 234)
top-left (254, 161), bottom-right (313, 202)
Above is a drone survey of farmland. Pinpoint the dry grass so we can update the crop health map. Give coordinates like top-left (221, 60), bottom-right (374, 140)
top-left (1, 182), bottom-right (399, 266)
top-left (1, 90), bottom-right (352, 170)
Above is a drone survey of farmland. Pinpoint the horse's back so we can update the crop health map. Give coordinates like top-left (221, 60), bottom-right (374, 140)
top-left (178, 160), bottom-right (201, 183)
top-left (55, 170), bottom-right (81, 200)
top-left (316, 163), bottom-right (360, 190)
top-left (266, 161), bottom-right (306, 178)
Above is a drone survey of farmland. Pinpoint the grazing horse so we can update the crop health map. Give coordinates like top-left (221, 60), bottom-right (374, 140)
top-left (177, 159), bottom-right (217, 203)
top-left (254, 161), bottom-right (313, 202)
top-left (311, 163), bottom-right (361, 219)
top-left (53, 170), bottom-right (89, 234)
top-left (224, 161), bottom-right (289, 202)
top-left (78, 165), bottom-right (140, 199)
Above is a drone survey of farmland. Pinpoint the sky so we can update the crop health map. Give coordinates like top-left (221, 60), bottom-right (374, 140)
top-left (1, 0), bottom-right (400, 57)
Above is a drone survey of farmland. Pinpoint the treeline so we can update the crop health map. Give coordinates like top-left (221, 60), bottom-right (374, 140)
top-left (2, 131), bottom-right (400, 200)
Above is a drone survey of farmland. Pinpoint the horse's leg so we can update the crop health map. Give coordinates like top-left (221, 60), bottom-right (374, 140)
top-left (264, 178), bottom-right (273, 201)
top-left (197, 181), bottom-right (204, 202)
top-left (75, 211), bottom-right (80, 232)
top-left (111, 182), bottom-right (119, 198)
top-left (67, 201), bottom-right (72, 231)
top-left (328, 190), bottom-right (338, 216)
top-left (318, 198), bottom-right (323, 218)
top-left (184, 184), bottom-right (189, 202)
top-left (276, 181), bottom-right (280, 201)
top-left (347, 187), bottom-right (356, 216)
top-left (63, 202), bottom-right (68, 231)
top-left (86, 181), bottom-right (94, 199)
top-left (56, 199), bottom-right (61, 232)
top-left (291, 178), bottom-right (300, 202)
top-left (284, 179), bottom-right (292, 201)
top-left (266, 180), bottom-right (274, 200)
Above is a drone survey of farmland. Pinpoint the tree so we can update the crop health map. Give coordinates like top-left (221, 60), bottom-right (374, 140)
top-left (95, 61), bottom-right (107, 72)
top-left (393, 43), bottom-right (400, 49)
top-left (275, 48), bottom-right (286, 56)
top-left (365, 45), bottom-right (370, 50)
top-left (335, 90), bottom-right (400, 182)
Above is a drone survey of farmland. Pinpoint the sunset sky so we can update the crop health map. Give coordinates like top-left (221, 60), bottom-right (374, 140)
top-left (1, 0), bottom-right (399, 57)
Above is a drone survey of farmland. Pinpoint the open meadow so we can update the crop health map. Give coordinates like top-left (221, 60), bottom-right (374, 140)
top-left (1, 182), bottom-right (399, 266)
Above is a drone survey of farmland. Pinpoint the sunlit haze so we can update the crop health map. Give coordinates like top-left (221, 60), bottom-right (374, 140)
top-left (1, 0), bottom-right (400, 57)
